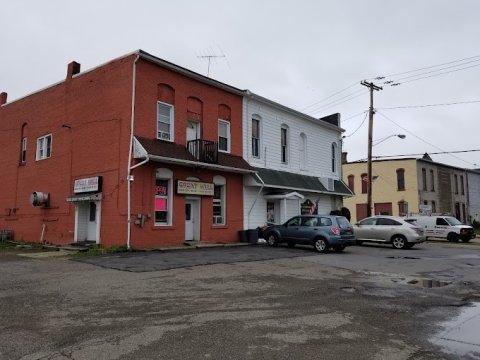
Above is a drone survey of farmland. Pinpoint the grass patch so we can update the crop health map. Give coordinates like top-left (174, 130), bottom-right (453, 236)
top-left (0, 241), bottom-right (18, 251)
top-left (71, 244), bottom-right (129, 257)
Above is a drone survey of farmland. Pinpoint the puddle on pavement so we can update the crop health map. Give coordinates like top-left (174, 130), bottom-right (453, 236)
top-left (431, 302), bottom-right (480, 359)
top-left (407, 279), bottom-right (450, 288)
top-left (386, 256), bottom-right (421, 260)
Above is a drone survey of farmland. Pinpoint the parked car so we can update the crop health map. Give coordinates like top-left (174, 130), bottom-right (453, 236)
top-left (264, 215), bottom-right (356, 253)
top-left (404, 215), bottom-right (475, 242)
top-left (353, 215), bottom-right (425, 249)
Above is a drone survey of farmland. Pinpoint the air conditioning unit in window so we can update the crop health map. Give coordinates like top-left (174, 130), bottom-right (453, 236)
top-left (158, 132), bottom-right (170, 141)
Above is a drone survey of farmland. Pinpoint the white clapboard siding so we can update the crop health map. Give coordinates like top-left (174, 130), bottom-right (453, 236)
top-left (243, 97), bottom-right (342, 180)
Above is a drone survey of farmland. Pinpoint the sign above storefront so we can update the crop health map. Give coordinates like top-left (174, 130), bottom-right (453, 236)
top-left (74, 176), bottom-right (102, 194)
top-left (177, 180), bottom-right (214, 196)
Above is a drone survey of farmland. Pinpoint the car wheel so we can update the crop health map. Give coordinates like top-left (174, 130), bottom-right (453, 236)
top-left (356, 240), bottom-right (363, 246)
top-left (313, 238), bottom-right (328, 253)
top-left (391, 235), bottom-right (408, 249)
top-left (334, 245), bottom-right (346, 252)
top-left (447, 233), bottom-right (459, 242)
top-left (287, 242), bottom-right (295, 248)
top-left (266, 233), bottom-right (279, 247)
top-left (462, 238), bottom-right (471, 243)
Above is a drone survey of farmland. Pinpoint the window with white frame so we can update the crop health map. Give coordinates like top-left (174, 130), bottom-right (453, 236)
top-left (252, 117), bottom-right (260, 158)
top-left (154, 168), bottom-right (173, 225)
top-left (331, 142), bottom-right (337, 173)
top-left (36, 134), bottom-right (52, 160)
top-left (281, 126), bottom-right (288, 164)
top-left (218, 120), bottom-right (230, 152)
top-left (157, 102), bottom-right (174, 141)
top-left (213, 175), bottom-right (226, 225)
top-left (21, 137), bottom-right (27, 163)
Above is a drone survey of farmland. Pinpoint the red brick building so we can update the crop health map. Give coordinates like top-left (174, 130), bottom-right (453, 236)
top-left (0, 50), bottom-right (252, 248)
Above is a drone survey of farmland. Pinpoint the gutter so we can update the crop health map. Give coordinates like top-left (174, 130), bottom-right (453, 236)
top-left (247, 172), bottom-right (265, 229)
top-left (127, 54), bottom-right (141, 250)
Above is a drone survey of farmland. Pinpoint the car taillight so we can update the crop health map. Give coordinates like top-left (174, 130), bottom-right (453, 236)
top-left (331, 227), bottom-right (340, 235)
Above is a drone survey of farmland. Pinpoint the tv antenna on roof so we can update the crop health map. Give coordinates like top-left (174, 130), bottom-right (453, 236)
top-left (197, 53), bottom-right (226, 77)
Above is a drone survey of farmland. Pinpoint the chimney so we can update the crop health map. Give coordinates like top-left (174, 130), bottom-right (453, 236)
top-left (66, 61), bottom-right (81, 80)
top-left (0, 92), bottom-right (7, 106)
top-left (341, 152), bottom-right (348, 164)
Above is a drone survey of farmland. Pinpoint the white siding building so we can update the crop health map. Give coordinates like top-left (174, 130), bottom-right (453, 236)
top-left (242, 92), bottom-right (353, 230)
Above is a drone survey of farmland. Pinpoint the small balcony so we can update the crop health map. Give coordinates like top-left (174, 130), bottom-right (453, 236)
top-left (187, 139), bottom-right (218, 164)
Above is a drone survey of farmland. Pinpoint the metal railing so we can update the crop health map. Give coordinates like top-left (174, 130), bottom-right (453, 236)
top-left (187, 139), bottom-right (218, 164)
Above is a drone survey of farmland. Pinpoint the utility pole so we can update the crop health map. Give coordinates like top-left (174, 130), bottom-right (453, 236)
top-left (361, 81), bottom-right (382, 217)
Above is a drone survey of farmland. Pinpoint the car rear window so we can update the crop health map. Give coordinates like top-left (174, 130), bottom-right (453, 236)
top-left (336, 216), bottom-right (351, 229)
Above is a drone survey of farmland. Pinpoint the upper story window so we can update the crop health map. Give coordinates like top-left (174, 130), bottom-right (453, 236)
top-left (348, 175), bottom-right (355, 193)
top-left (331, 143), bottom-right (338, 173)
top-left (252, 117), bottom-right (260, 158)
top-left (361, 173), bottom-right (367, 194)
top-left (218, 120), bottom-right (231, 153)
top-left (454, 174), bottom-right (459, 194)
top-left (460, 175), bottom-right (465, 195)
top-left (422, 168), bottom-right (427, 190)
top-left (157, 101), bottom-right (174, 141)
top-left (299, 133), bottom-right (307, 170)
top-left (20, 137), bottom-right (27, 164)
top-left (396, 168), bottom-right (405, 191)
top-left (281, 125), bottom-right (288, 164)
top-left (430, 169), bottom-right (435, 191)
top-left (36, 134), bottom-right (52, 161)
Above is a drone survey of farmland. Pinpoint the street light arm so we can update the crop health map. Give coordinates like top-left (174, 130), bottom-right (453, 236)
top-left (372, 134), bottom-right (406, 146)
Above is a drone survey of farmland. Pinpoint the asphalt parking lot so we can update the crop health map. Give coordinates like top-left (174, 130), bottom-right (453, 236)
top-left (1, 241), bottom-right (480, 360)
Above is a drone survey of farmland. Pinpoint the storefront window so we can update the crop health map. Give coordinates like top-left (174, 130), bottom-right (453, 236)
top-left (213, 175), bottom-right (226, 225)
top-left (155, 168), bottom-right (173, 225)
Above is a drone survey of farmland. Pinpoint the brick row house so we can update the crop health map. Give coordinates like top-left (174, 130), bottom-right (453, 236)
top-left (0, 50), bottom-right (351, 248)
top-left (342, 154), bottom-right (474, 223)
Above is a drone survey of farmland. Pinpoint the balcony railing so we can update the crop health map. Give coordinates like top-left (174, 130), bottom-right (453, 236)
top-left (187, 139), bottom-right (218, 164)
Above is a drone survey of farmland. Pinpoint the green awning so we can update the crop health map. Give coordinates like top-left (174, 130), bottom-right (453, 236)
top-left (252, 167), bottom-right (353, 197)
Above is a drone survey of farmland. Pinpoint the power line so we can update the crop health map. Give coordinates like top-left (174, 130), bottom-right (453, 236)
top-left (376, 111), bottom-right (477, 167)
top-left (370, 149), bottom-right (480, 159)
top-left (378, 99), bottom-right (480, 110)
top-left (372, 54), bottom-right (480, 80)
top-left (301, 81), bottom-right (361, 111)
top-left (307, 90), bottom-right (368, 116)
top-left (342, 111), bottom-right (368, 138)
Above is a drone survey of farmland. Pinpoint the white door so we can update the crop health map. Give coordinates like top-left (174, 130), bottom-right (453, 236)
top-left (186, 121), bottom-right (201, 158)
top-left (75, 201), bottom-right (100, 243)
top-left (185, 199), bottom-right (200, 241)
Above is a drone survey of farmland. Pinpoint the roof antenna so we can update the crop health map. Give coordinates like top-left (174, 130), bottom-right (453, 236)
top-left (197, 53), bottom-right (226, 77)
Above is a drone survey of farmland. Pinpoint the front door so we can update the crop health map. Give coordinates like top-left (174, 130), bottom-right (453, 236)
top-left (75, 200), bottom-right (101, 243)
top-left (185, 199), bottom-right (200, 241)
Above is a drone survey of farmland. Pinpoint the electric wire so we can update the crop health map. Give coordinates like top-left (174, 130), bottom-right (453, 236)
top-left (342, 111), bottom-right (368, 138)
top-left (376, 111), bottom-right (477, 167)
top-left (307, 90), bottom-right (368, 116)
top-left (301, 81), bottom-right (361, 111)
top-left (378, 100), bottom-right (480, 110)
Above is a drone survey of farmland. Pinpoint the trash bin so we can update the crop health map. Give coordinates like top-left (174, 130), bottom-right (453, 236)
top-left (246, 229), bottom-right (259, 244)
top-left (238, 230), bottom-right (248, 243)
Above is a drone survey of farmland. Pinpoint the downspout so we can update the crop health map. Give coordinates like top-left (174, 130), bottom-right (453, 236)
top-left (247, 172), bottom-right (265, 229)
top-left (127, 53), bottom-right (140, 250)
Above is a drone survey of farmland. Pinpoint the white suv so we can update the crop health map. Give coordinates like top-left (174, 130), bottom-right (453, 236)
top-left (405, 216), bottom-right (475, 242)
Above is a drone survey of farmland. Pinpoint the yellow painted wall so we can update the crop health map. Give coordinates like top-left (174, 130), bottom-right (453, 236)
top-left (342, 159), bottom-right (420, 222)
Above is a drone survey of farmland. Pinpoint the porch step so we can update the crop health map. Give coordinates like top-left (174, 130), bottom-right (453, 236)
top-left (67, 241), bottom-right (97, 252)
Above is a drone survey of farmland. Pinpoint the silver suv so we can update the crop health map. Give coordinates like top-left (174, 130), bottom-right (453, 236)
top-left (353, 215), bottom-right (425, 249)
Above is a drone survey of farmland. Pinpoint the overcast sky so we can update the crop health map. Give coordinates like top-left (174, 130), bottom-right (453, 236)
top-left (2, 0), bottom-right (479, 168)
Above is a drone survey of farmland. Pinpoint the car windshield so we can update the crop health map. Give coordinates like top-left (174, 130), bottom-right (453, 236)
top-left (445, 217), bottom-right (462, 226)
top-left (336, 217), bottom-right (351, 229)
